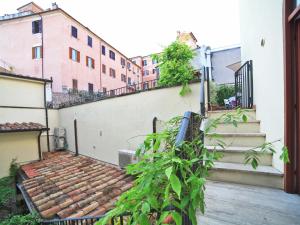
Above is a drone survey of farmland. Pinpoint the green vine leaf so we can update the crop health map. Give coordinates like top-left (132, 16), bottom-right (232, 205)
top-left (170, 174), bottom-right (182, 199)
top-left (172, 211), bottom-right (182, 225)
top-left (165, 166), bottom-right (173, 179)
top-left (280, 146), bottom-right (290, 163)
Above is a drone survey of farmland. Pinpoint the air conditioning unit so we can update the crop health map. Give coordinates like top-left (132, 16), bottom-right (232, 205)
top-left (118, 149), bottom-right (138, 168)
top-left (54, 127), bottom-right (67, 150)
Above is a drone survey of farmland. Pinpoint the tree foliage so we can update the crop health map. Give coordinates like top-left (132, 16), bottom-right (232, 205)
top-left (216, 85), bottom-right (235, 106)
top-left (152, 41), bottom-right (195, 96)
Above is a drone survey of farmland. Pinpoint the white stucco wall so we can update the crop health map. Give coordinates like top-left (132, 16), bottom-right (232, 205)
top-left (58, 83), bottom-right (200, 165)
top-left (0, 75), bottom-right (60, 151)
top-left (240, 0), bottom-right (284, 171)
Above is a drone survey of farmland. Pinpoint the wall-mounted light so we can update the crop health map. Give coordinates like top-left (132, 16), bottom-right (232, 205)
top-left (261, 38), bottom-right (266, 47)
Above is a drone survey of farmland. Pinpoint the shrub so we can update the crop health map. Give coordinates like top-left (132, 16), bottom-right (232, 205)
top-left (216, 84), bottom-right (235, 106)
top-left (152, 41), bottom-right (195, 96)
top-left (0, 213), bottom-right (40, 225)
top-left (209, 81), bottom-right (218, 105)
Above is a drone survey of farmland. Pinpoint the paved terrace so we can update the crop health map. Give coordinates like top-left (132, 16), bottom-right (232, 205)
top-left (201, 181), bottom-right (300, 225)
top-left (20, 151), bottom-right (300, 224)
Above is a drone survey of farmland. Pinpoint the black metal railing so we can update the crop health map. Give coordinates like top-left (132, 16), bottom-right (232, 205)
top-left (49, 79), bottom-right (158, 108)
top-left (234, 60), bottom-right (253, 108)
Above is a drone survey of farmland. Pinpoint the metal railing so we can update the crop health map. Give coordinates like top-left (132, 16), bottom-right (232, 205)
top-left (49, 79), bottom-right (158, 108)
top-left (234, 60), bottom-right (253, 108)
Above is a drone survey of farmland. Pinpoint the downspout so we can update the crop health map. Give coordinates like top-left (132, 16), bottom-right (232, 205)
top-left (99, 41), bottom-right (102, 91)
top-left (38, 14), bottom-right (44, 79)
top-left (199, 66), bottom-right (205, 116)
top-left (37, 131), bottom-right (42, 160)
top-left (44, 82), bottom-right (50, 152)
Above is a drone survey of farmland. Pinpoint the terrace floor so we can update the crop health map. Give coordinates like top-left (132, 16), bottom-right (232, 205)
top-left (199, 181), bottom-right (300, 225)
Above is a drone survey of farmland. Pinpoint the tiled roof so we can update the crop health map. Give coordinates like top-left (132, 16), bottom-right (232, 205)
top-left (21, 151), bottom-right (133, 219)
top-left (0, 122), bottom-right (47, 132)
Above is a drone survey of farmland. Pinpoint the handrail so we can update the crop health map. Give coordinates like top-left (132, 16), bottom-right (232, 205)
top-left (234, 60), bottom-right (253, 108)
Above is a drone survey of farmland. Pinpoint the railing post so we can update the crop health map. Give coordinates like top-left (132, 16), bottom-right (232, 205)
top-left (74, 119), bottom-right (79, 156)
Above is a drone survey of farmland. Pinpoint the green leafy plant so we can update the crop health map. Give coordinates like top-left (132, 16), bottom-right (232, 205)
top-left (0, 159), bottom-right (19, 207)
top-left (152, 41), bottom-right (195, 96)
top-left (208, 81), bottom-right (218, 105)
top-left (97, 109), bottom-right (289, 225)
top-left (0, 213), bottom-right (40, 225)
top-left (216, 84), bottom-right (235, 106)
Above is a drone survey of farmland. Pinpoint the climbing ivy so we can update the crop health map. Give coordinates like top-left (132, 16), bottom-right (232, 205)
top-left (98, 110), bottom-right (289, 225)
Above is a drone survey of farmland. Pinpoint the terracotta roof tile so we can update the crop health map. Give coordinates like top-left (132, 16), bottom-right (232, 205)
top-left (21, 151), bottom-right (133, 219)
top-left (0, 122), bottom-right (47, 132)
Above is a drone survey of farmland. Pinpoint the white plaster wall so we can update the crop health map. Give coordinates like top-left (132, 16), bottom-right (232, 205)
top-left (0, 76), bottom-right (44, 107)
top-left (58, 83), bottom-right (200, 165)
top-left (240, 0), bottom-right (284, 171)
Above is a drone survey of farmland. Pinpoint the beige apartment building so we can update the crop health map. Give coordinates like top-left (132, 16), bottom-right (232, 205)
top-left (0, 2), bottom-right (141, 93)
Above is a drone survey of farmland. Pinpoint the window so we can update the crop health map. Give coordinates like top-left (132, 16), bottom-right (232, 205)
top-left (121, 57), bottom-right (126, 66)
top-left (143, 82), bottom-right (149, 90)
top-left (121, 74), bottom-right (126, 82)
top-left (102, 45), bottom-right (106, 55)
top-left (88, 36), bottom-right (92, 47)
top-left (143, 70), bottom-right (149, 76)
top-left (71, 26), bottom-right (77, 38)
top-left (86, 56), bottom-right (95, 68)
top-left (69, 47), bottom-right (80, 62)
top-left (143, 60), bottom-right (147, 66)
top-left (156, 68), bottom-right (160, 75)
top-left (109, 68), bottom-right (116, 78)
top-left (102, 64), bottom-right (106, 74)
top-left (103, 87), bottom-right (107, 93)
top-left (152, 59), bottom-right (157, 64)
top-left (128, 77), bottom-right (132, 85)
top-left (109, 50), bottom-right (115, 60)
top-left (88, 83), bottom-right (94, 93)
top-left (32, 20), bottom-right (42, 34)
top-left (32, 46), bottom-right (42, 59)
top-left (62, 85), bottom-right (68, 93)
top-left (152, 69), bottom-right (156, 74)
top-left (72, 79), bottom-right (78, 90)
top-left (127, 62), bottom-right (131, 70)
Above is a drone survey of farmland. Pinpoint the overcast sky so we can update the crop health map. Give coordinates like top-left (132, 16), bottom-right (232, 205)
top-left (0, 0), bottom-right (240, 57)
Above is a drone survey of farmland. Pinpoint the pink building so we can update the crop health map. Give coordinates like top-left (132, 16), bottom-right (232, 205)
top-left (0, 2), bottom-right (141, 93)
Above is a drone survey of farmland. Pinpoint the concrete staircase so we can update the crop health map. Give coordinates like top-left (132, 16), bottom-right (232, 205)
top-left (205, 109), bottom-right (283, 189)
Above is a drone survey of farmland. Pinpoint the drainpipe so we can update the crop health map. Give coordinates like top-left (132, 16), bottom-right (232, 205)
top-left (38, 14), bottom-right (44, 79)
top-left (37, 131), bottom-right (42, 160)
top-left (200, 66), bottom-right (205, 116)
top-left (44, 82), bottom-right (50, 152)
top-left (99, 41), bottom-right (102, 91)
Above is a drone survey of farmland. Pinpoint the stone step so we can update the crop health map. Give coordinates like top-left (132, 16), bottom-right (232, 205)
top-left (205, 132), bottom-right (266, 147)
top-left (208, 120), bottom-right (260, 133)
top-left (206, 146), bottom-right (272, 165)
top-left (208, 162), bottom-right (283, 189)
top-left (207, 109), bottom-right (256, 121)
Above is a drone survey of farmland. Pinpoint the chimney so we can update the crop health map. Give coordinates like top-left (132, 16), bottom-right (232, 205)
top-left (52, 2), bottom-right (58, 9)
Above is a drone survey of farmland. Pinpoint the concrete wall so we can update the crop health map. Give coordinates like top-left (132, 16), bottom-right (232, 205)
top-left (58, 83), bottom-right (200, 165)
top-left (240, 0), bottom-right (284, 171)
top-left (211, 47), bottom-right (241, 84)
top-left (0, 131), bottom-right (40, 178)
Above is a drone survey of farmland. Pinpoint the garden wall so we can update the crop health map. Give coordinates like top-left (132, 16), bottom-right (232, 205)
top-left (58, 83), bottom-right (200, 165)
